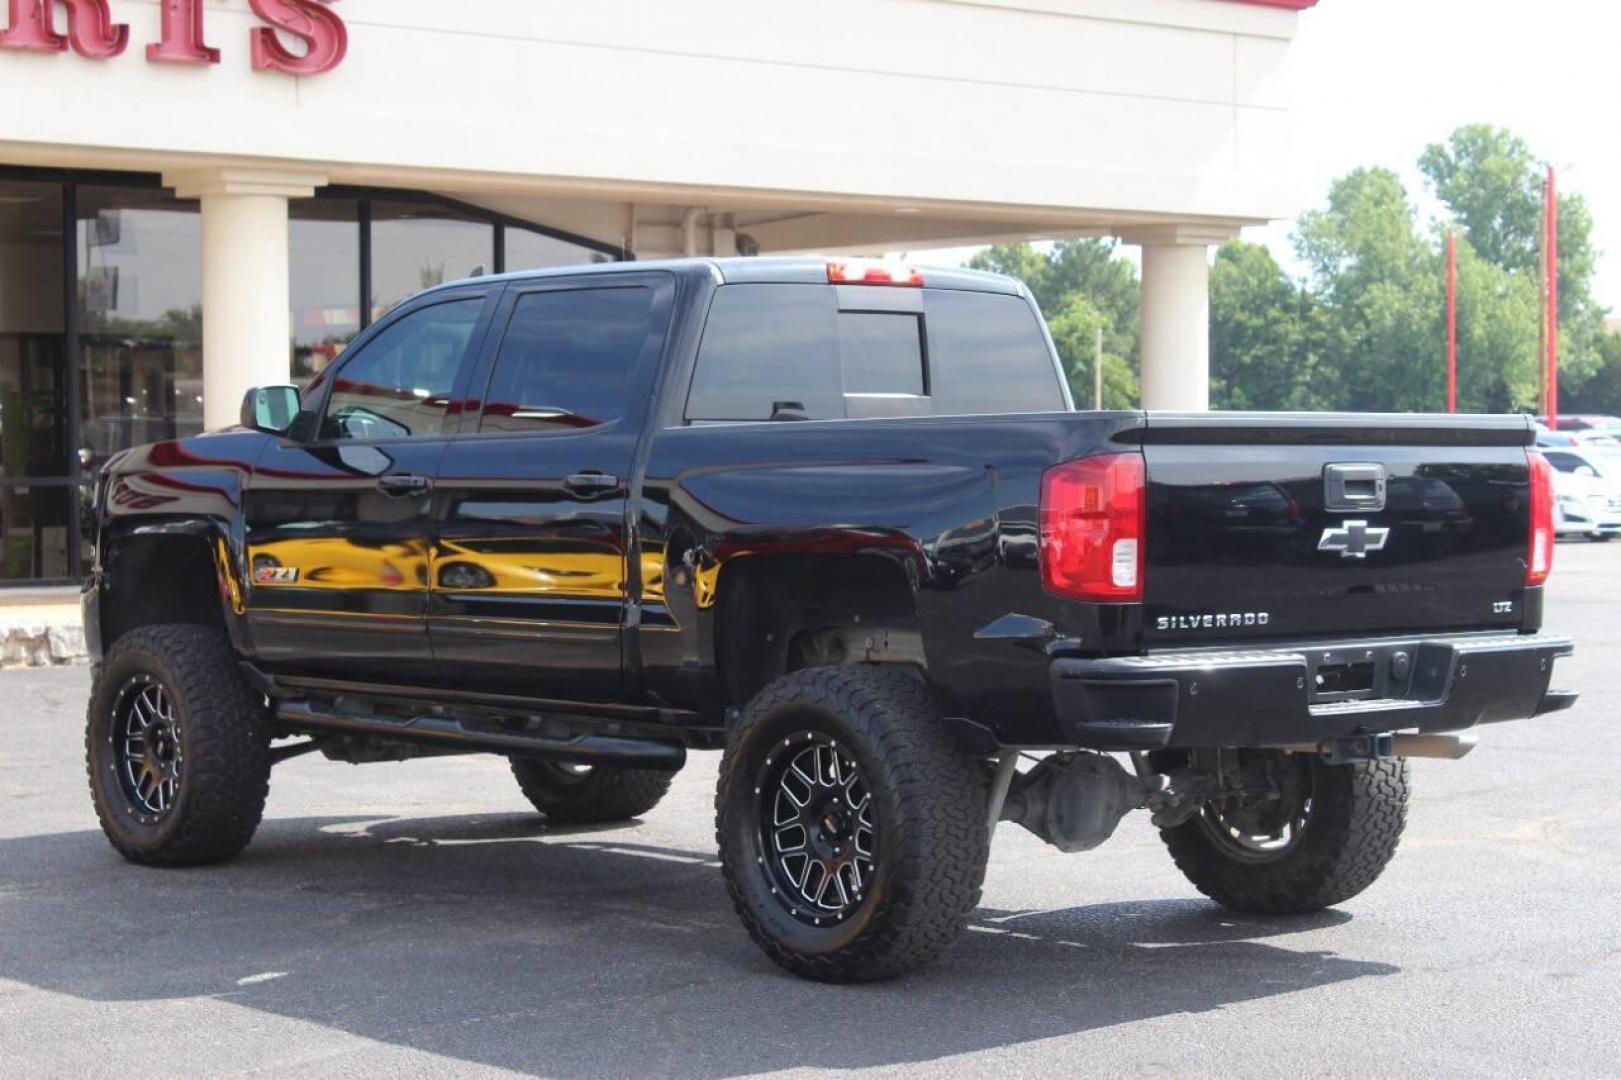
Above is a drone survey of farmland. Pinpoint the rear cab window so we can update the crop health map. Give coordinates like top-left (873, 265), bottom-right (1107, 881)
top-left (684, 283), bottom-right (1065, 423)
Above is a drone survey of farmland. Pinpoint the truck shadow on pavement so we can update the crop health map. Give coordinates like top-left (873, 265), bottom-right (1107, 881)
top-left (0, 811), bottom-right (1399, 1076)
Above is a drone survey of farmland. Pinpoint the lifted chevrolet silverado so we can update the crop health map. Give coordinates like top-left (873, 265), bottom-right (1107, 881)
top-left (83, 257), bottom-right (1575, 981)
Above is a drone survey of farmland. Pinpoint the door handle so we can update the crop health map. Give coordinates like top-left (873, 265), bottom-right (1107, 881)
top-left (564, 472), bottom-right (620, 495)
top-left (377, 473), bottom-right (432, 497)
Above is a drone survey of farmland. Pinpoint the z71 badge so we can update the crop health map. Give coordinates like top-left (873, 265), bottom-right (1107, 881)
top-left (254, 565), bottom-right (300, 585)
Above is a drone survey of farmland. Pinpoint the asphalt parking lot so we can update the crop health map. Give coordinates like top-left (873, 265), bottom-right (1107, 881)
top-left (2, 542), bottom-right (1618, 1079)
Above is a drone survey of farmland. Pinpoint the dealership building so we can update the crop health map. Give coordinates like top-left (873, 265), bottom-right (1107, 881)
top-left (0, 0), bottom-right (1315, 583)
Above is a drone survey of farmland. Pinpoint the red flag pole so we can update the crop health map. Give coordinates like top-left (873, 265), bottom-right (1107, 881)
top-left (1546, 166), bottom-right (1559, 432)
top-left (1446, 230), bottom-right (1457, 413)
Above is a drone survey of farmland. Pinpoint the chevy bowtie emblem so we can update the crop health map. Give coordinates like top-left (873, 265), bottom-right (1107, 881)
top-left (1318, 520), bottom-right (1389, 559)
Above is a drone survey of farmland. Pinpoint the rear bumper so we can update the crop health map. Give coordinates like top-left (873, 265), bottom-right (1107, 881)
top-left (1050, 631), bottom-right (1575, 751)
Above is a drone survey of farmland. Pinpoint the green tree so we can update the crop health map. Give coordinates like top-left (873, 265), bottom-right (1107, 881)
top-left (1209, 240), bottom-right (1327, 410)
top-left (958, 126), bottom-right (1610, 415)
top-left (965, 242), bottom-right (1050, 298)
top-left (1294, 167), bottom-right (1445, 412)
top-left (1448, 235), bottom-right (1541, 412)
top-left (1562, 329), bottom-right (1621, 414)
top-left (1419, 125), bottom-right (1546, 273)
top-left (1044, 292), bottom-right (1139, 409)
top-left (1420, 124), bottom-right (1605, 386)
top-left (971, 239), bottom-right (1138, 332)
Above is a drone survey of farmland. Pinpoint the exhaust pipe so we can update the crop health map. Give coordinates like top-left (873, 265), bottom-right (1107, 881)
top-left (1391, 732), bottom-right (1477, 759)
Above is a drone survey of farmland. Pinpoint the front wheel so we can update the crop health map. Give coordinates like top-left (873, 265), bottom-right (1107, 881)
top-left (85, 625), bottom-right (272, 867)
top-left (716, 666), bottom-right (990, 982)
top-left (1160, 751), bottom-right (1409, 915)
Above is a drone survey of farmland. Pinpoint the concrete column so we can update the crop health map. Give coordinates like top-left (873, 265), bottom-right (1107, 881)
top-left (164, 168), bottom-right (327, 430)
top-left (1120, 224), bottom-right (1238, 412)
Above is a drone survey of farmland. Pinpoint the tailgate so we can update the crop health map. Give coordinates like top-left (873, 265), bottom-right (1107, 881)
top-left (1138, 413), bottom-right (1535, 645)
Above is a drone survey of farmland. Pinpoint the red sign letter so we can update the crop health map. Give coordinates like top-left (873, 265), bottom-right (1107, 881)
top-left (0, 0), bottom-right (128, 58)
top-left (248, 0), bottom-right (346, 76)
top-left (147, 0), bottom-right (218, 64)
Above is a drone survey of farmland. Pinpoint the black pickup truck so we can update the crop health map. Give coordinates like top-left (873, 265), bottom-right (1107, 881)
top-left (82, 256), bottom-right (1575, 981)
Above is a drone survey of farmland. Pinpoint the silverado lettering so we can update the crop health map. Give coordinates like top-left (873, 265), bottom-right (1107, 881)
top-left (1157, 612), bottom-right (1271, 630)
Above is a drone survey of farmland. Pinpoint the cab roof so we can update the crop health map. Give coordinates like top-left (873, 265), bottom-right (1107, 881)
top-left (430, 256), bottom-right (1027, 297)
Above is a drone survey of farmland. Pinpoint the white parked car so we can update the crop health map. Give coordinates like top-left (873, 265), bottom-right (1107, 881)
top-left (1537, 427), bottom-right (1621, 450)
top-left (1543, 447), bottom-right (1621, 540)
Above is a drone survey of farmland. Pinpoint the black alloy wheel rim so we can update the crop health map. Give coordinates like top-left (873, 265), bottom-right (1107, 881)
top-left (111, 673), bottom-right (184, 820)
top-left (1197, 755), bottom-right (1314, 864)
top-left (755, 731), bottom-right (877, 927)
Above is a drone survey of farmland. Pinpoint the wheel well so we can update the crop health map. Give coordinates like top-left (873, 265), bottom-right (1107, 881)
top-left (714, 554), bottom-right (924, 710)
top-left (101, 531), bottom-right (228, 650)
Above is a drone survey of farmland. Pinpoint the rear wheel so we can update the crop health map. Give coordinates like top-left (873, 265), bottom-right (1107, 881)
top-left (510, 759), bottom-right (674, 823)
top-left (1160, 750), bottom-right (1409, 914)
top-left (86, 625), bottom-right (272, 867)
top-left (716, 666), bottom-right (989, 982)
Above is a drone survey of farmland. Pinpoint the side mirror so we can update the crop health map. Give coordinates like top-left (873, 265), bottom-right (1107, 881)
top-left (1575, 465), bottom-right (1598, 478)
top-left (241, 385), bottom-right (301, 435)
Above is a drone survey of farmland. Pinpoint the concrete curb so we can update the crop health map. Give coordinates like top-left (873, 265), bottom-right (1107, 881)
top-left (0, 614), bottom-right (88, 668)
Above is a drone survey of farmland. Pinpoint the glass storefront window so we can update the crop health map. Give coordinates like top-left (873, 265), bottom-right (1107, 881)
top-left (370, 200), bottom-right (493, 321)
top-left (504, 224), bottom-right (609, 272)
top-left (0, 487), bottom-right (71, 581)
top-left (0, 168), bottom-right (624, 585)
top-left (0, 180), bottom-right (67, 481)
top-left (290, 199), bottom-right (361, 387)
top-left (77, 186), bottom-right (203, 465)
top-left (0, 180), bottom-right (72, 581)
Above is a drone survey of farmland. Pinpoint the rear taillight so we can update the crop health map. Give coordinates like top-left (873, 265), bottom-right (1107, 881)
top-left (1038, 453), bottom-right (1145, 602)
top-left (826, 259), bottom-right (923, 286)
top-left (1527, 450), bottom-right (1555, 586)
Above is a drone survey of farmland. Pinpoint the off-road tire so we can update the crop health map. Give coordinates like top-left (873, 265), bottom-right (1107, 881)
top-left (86, 624), bottom-right (272, 867)
top-left (716, 666), bottom-right (990, 982)
top-left (510, 759), bottom-right (674, 823)
top-left (1161, 755), bottom-right (1409, 914)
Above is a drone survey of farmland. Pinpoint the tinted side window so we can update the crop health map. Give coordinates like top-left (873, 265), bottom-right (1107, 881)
top-left (321, 297), bottom-right (483, 440)
top-left (686, 284), bottom-right (1066, 423)
top-left (481, 287), bottom-right (654, 433)
top-left (924, 291), bottom-right (1066, 416)
top-left (686, 285), bottom-right (842, 422)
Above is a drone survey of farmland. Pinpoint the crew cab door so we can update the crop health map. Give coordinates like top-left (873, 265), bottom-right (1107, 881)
top-left (243, 287), bottom-right (496, 682)
top-left (429, 271), bottom-right (674, 700)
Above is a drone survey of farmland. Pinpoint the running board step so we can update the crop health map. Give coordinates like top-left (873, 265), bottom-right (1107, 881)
top-left (274, 700), bottom-right (687, 771)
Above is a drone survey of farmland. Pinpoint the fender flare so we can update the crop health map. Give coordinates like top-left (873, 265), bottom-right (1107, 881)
top-left (96, 516), bottom-right (251, 657)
